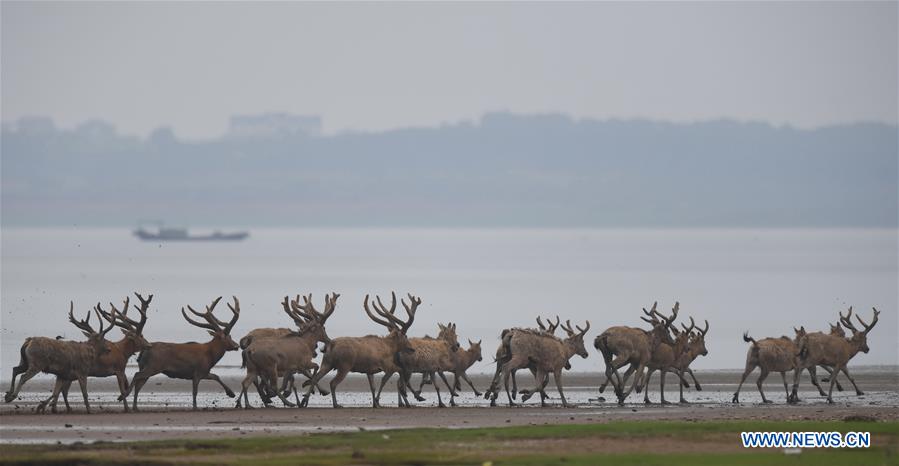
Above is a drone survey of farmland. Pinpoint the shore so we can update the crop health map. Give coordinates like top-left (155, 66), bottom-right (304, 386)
top-left (1, 369), bottom-right (896, 445)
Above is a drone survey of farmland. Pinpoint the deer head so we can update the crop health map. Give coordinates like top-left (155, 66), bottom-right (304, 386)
top-left (181, 296), bottom-right (241, 350)
top-left (288, 292), bottom-right (339, 345)
top-left (561, 319), bottom-right (591, 358)
top-left (840, 307), bottom-right (879, 353)
top-left (467, 338), bottom-right (483, 362)
top-left (67, 301), bottom-right (114, 354)
top-left (364, 292), bottom-right (419, 354)
top-left (97, 293), bottom-right (153, 350)
top-left (437, 322), bottom-right (460, 352)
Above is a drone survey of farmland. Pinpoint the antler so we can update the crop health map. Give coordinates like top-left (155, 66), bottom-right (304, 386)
top-left (398, 293), bottom-right (420, 333)
top-left (364, 294), bottom-right (399, 330)
top-left (560, 319), bottom-right (575, 336)
top-left (224, 296), bottom-right (240, 333)
top-left (681, 316), bottom-right (696, 335)
top-left (855, 308), bottom-right (879, 334)
top-left (182, 296), bottom-right (231, 332)
top-left (131, 292), bottom-right (152, 333)
top-left (536, 316), bottom-right (547, 331)
top-left (283, 296), bottom-right (309, 327)
top-left (547, 316), bottom-right (560, 333)
top-left (575, 320), bottom-right (590, 336)
top-left (68, 301), bottom-right (113, 338)
top-left (652, 301), bottom-right (679, 329)
top-left (839, 306), bottom-right (855, 330)
top-left (698, 319), bottom-right (709, 337)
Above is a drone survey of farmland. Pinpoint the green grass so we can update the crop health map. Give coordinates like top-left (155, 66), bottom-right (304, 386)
top-left (2, 420), bottom-right (897, 465)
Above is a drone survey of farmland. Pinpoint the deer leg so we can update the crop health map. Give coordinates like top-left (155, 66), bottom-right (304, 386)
top-left (430, 372), bottom-right (446, 408)
top-left (617, 364), bottom-right (642, 405)
top-left (807, 366), bottom-right (828, 396)
top-left (329, 368), bottom-right (349, 408)
top-left (756, 368), bottom-right (771, 404)
top-left (253, 378), bottom-right (273, 405)
top-left (191, 375), bottom-right (200, 410)
top-left (60, 380), bottom-right (72, 413)
top-left (437, 371), bottom-right (457, 397)
top-left (395, 371), bottom-right (413, 408)
top-left (126, 370), bottom-right (156, 412)
top-left (603, 356), bottom-right (630, 396)
top-left (76, 376), bottom-right (91, 414)
top-left (5, 367), bottom-right (40, 404)
top-left (270, 370), bottom-right (295, 408)
top-left (820, 365), bottom-right (846, 392)
top-left (825, 364), bottom-right (843, 404)
top-left (462, 372), bottom-right (481, 397)
top-left (375, 371), bottom-right (393, 408)
top-left (788, 367), bottom-right (802, 404)
top-left (677, 370), bottom-right (689, 404)
top-left (732, 362), bottom-right (756, 403)
top-left (686, 368), bottom-right (701, 390)
top-left (5, 358), bottom-right (28, 401)
top-left (38, 378), bottom-right (66, 414)
top-left (237, 371), bottom-right (254, 409)
top-left (501, 355), bottom-right (528, 407)
top-left (511, 369), bottom-right (519, 400)
top-left (552, 368), bottom-right (569, 408)
top-left (201, 372), bottom-right (234, 398)
top-left (409, 373), bottom-right (427, 402)
top-left (838, 366), bottom-right (863, 396)
top-left (780, 371), bottom-right (790, 401)
top-left (365, 373), bottom-right (379, 407)
top-left (643, 369), bottom-right (655, 404)
top-left (300, 368), bottom-right (329, 396)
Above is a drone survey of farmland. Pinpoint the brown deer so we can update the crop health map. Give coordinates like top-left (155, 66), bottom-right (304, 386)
top-left (789, 307), bottom-right (879, 404)
top-left (595, 302), bottom-right (678, 404)
top-left (236, 293), bottom-right (337, 408)
top-left (237, 296), bottom-right (330, 406)
top-left (502, 320), bottom-right (590, 407)
top-left (300, 292), bottom-right (418, 408)
top-left (119, 296), bottom-right (241, 410)
top-left (5, 303), bottom-right (114, 413)
top-left (50, 294), bottom-right (153, 412)
top-left (733, 326), bottom-right (806, 403)
top-left (484, 316), bottom-right (560, 406)
top-left (419, 338), bottom-right (483, 407)
top-left (641, 318), bottom-right (691, 405)
top-left (395, 322), bottom-right (461, 408)
top-left (669, 318), bottom-right (709, 403)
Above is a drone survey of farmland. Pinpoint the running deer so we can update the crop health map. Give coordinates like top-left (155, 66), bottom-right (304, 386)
top-left (300, 292), bottom-right (418, 408)
top-left (236, 293), bottom-right (337, 408)
top-left (119, 296), bottom-right (241, 410)
top-left (733, 326), bottom-right (806, 404)
top-left (504, 320), bottom-right (590, 407)
top-left (595, 302), bottom-right (678, 404)
top-left (419, 338), bottom-right (483, 407)
top-left (395, 322), bottom-right (461, 408)
top-left (49, 294), bottom-right (153, 412)
top-left (5, 303), bottom-right (114, 413)
top-left (484, 316), bottom-right (560, 406)
top-left (237, 296), bottom-right (330, 406)
top-left (789, 307), bottom-right (879, 404)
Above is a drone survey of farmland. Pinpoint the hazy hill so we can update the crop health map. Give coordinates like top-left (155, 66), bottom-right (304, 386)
top-left (2, 113), bottom-right (896, 227)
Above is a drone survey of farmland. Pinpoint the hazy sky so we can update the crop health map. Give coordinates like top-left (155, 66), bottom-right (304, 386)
top-left (2, 1), bottom-right (897, 139)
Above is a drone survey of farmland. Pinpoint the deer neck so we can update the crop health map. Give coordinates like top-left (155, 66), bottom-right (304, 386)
top-left (563, 338), bottom-right (579, 360)
top-left (205, 336), bottom-right (231, 363)
top-left (115, 336), bottom-right (140, 357)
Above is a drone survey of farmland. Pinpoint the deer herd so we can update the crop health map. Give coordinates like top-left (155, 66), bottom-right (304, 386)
top-left (4, 292), bottom-right (881, 413)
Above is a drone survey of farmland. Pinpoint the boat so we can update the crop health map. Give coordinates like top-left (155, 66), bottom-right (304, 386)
top-left (133, 224), bottom-right (249, 241)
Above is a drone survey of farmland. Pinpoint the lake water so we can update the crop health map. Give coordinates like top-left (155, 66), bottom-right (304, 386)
top-left (1, 228), bottom-right (896, 376)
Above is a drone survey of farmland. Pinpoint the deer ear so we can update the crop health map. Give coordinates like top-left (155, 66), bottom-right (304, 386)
top-left (800, 326), bottom-right (806, 332)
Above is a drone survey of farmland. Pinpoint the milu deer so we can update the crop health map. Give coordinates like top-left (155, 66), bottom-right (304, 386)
top-left (501, 320), bottom-right (591, 407)
top-left (49, 294), bottom-right (153, 413)
top-left (236, 293), bottom-right (337, 408)
top-left (419, 338), bottom-right (483, 407)
top-left (733, 326), bottom-right (807, 404)
top-left (238, 296), bottom-right (330, 406)
top-left (119, 296), bottom-right (241, 410)
top-left (300, 292), bottom-right (418, 408)
top-left (789, 307), bottom-right (879, 404)
top-left (484, 316), bottom-right (560, 406)
top-left (640, 318), bottom-right (691, 405)
top-left (395, 322), bottom-right (461, 408)
top-left (668, 318), bottom-right (709, 404)
top-left (5, 303), bottom-right (114, 413)
top-left (595, 302), bottom-right (678, 405)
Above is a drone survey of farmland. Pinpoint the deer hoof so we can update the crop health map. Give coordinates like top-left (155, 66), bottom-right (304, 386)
top-left (731, 395), bottom-right (739, 404)
top-left (474, 391), bottom-right (482, 397)
top-left (644, 399), bottom-right (653, 404)
top-left (678, 399), bottom-right (688, 404)
top-left (856, 391), bottom-right (864, 396)
top-left (695, 384), bottom-right (702, 391)
top-left (826, 399), bottom-right (834, 404)
top-left (661, 400), bottom-right (672, 405)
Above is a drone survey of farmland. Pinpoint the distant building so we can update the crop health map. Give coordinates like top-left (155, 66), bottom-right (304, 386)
top-left (226, 113), bottom-right (321, 139)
